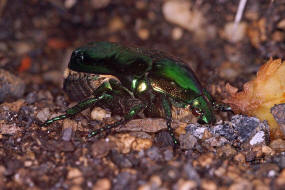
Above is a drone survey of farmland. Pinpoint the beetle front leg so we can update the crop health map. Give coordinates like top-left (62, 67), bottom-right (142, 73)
top-left (88, 102), bottom-right (146, 137)
top-left (42, 93), bottom-right (112, 126)
top-left (162, 96), bottom-right (180, 147)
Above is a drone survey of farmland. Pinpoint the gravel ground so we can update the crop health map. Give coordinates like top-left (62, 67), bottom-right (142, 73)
top-left (0, 0), bottom-right (285, 189)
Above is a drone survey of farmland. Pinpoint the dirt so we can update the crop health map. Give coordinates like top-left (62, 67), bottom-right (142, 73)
top-left (0, 0), bottom-right (285, 189)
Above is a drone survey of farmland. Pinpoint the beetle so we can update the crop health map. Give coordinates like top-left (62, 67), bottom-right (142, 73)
top-left (43, 41), bottom-right (231, 146)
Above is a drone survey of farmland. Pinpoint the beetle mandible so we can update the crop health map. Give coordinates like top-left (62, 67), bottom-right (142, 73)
top-left (43, 41), bottom-right (231, 146)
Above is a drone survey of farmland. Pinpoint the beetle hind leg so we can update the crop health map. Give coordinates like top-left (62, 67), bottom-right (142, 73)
top-left (162, 96), bottom-right (180, 147)
top-left (88, 101), bottom-right (146, 137)
top-left (42, 93), bottom-right (112, 126)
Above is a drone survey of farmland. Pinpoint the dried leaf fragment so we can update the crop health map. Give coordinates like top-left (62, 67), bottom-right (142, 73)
top-left (224, 59), bottom-right (285, 138)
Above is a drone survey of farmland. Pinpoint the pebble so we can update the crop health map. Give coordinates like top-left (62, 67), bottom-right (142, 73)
top-left (113, 172), bottom-right (135, 190)
top-left (62, 128), bottom-right (73, 141)
top-left (92, 178), bottom-right (111, 190)
top-left (176, 179), bottom-right (197, 190)
top-left (36, 108), bottom-right (50, 122)
top-left (229, 179), bottom-right (252, 190)
top-left (201, 179), bottom-right (217, 190)
top-left (162, 0), bottom-right (205, 37)
top-left (275, 169), bottom-right (285, 187)
top-left (271, 104), bottom-right (285, 136)
top-left (183, 163), bottom-right (200, 182)
top-left (110, 150), bottom-right (133, 168)
top-left (234, 153), bottom-right (246, 163)
top-left (0, 121), bottom-right (21, 135)
top-left (172, 27), bottom-right (183, 40)
top-left (249, 131), bottom-right (266, 145)
top-left (146, 147), bottom-right (162, 161)
top-left (67, 167), bottom-right (84, 185)
top-left (64, 0), bottom-right (77, 9)
top-left (261, 145), bottom-right (274, 155)
top-left (179, 133), bottom-right (197, 149)
top-left (163, 148), bottom-right (173, 161)
top-left (137, 28), bottom-right (150, 40)
top-left (206, 136), bottom-right (228, 147)
top-left (13, 41), bottom-right (33, 55)
top-left (91, 140), bottom-right (112, 158)
top-left (223, 22), bottom-right (247, 43)
top-left (0, 69), bottom-right (26, 102)
top-left (270, 139), bottom-right (285, 152)
top-left (149, 175), bottom-right (162, 187)
top-left (43, 70), bottom-right (63, 85)
top-left (131, 138), bottom-right (152, 152)
top-left (90, 0), bottom-right (110, 9)
top-left (108, 16), bottom-right (125, 33)
top-left (109, 134), bottom-right (136, 154)
top-left (91, 107), bottom-right (111, 121)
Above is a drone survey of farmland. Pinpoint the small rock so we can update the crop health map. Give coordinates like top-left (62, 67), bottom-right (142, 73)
top-left (93, 178), bottom-right (111, 190)
top-left (179, 133), bottom-right (197, 149)
top-left (90, 0), bottom-right (110, 9)
top-left (146, 147), bottom-right (162, 161)
top-left (110, 133), bottom-right (136, 154)
top-left (172, 27), bottom-right (183, 40)
top-left (92, 140), bottom-right (112, 158)
top-left (149, 175), bottom-right (162, 187)
top-left (234, 153), bottom-right (246, 163)
top-left (270, 139), bottom-right (285, 152)
top-left (275, 169), bottom-right (285, 187)
top-left (70, 185), bottom-right (82, 190)
top-left (43, 70), bottom-right (63, 85)
top-left (271, 104), bottom-right (285, 136)
top-left (186, 124), bottom-right (207, 139)
top-left (62, 128), bottom-right (73, 141)
top-left (273, 153), bottom-right (285, 169)
top-left (36, 108), bottom-right (50, 122)
top-left (64, 0), bottom-right (77, 9)
top-left (206, 136), bottom-right (228, 147)
top-left (229, 179), bottom-right (252, 190)
top-left (58, 141), bottom-right (75, 152)
top-left (131, 138), bottom-right (152, 151)
top-left (217, 144), bottom-right (237, 158)
top-left (262, 145), bottom-right (274, 155)
top-left (113, 172), bottom-right (135, 190)
top-left (91, 107), bottom-right (111, 121)
top-left (67, 167), bottom-right (84, 185)
top-left (183, 163), bottom-right (200, 182)
top-left (201, 179), bottom-right (217, 190)
top-left (137, 28), bottom-right (149, 40)
top-left (109, 16), bottom-right (125, 33)
top-left (223, 22), bottom-right (247, 43)
top-left (0, 69), bottom-right (26, 102)
top-left (249, 131), bottom-right (266, 145)
top-left (13, 41), bottom-right (33, 55)
top-left (162, 0), bottom-right (206, 39)
top-left (0, 121), bottom-right (21, 135)
top-left (119, 118), bottom-right (181, 133)
top-left (176, 179), bottom-right (197, 190)
top-left (163, 148), bottom-right (173, 161)
top-left (110, 150), bottom-right (133, 168)
top-left (25, 92), bottom-right (37, 104)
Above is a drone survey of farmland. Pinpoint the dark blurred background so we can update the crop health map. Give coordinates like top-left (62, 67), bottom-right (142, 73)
top-left (1, 0), bottom-right (284, 92)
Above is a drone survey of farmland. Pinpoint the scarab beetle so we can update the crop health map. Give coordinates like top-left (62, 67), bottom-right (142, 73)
top-left (43, 42), bottom-right (231, 146)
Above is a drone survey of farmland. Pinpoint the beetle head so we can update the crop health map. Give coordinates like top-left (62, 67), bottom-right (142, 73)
top-left (190, 95), bottom-right (216, 124)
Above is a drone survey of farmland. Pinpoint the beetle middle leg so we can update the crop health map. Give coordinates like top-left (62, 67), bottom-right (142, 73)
top-left (162, 96), bottom-right (180, 147)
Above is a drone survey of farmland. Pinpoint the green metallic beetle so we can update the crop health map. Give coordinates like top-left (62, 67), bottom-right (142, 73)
top-left (43, 41), bottom-right (231, 146)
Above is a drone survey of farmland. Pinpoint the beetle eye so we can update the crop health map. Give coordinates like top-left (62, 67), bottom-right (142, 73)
top-left (192, 108), bottom-right (202, 116)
